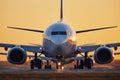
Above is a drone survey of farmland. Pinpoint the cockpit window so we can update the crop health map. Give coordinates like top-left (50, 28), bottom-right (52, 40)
top-left (51, 31), bottom-right (67, 35)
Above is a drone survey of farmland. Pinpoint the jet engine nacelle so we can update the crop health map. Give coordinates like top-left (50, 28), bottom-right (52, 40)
top-left (94, 46), bottom-right (114, 64)
top-left (7, 47), bottom-right (27, 64)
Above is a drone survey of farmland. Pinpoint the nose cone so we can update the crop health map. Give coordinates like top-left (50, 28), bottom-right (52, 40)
top-left (51, 35), bottom-right (67, 45)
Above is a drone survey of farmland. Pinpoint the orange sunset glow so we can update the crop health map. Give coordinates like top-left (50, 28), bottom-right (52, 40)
top-left (0, 0), bottom-right (120, 60)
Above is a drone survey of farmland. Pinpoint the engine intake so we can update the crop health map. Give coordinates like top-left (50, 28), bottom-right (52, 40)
top-left (7, 47), bottom-right (27, 64)
top-left (94, 47), bottom-right (114, 64)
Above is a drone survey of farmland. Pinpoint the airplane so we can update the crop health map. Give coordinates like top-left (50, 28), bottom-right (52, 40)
top-left (0, 0), bottom-right (120, 69)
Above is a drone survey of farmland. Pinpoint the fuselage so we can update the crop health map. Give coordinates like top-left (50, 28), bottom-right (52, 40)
top-left (43, 22), bottom-right (77, 59)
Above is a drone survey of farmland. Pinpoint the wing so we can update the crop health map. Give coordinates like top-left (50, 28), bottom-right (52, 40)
top-left (0, 43), bottom-right (43, 53)
top-left (114, 52), bottom-right (120, 55)
top-left (27, 55), bottom-right (53, 60)
top-left (77, 42), bottom-right (120, 53)
top-left (0, 52), bottom-right (53, 61)
top-left (76, 26), bottom-right (117, 33)
top-left (7, 26), bottom-right (44, 33)
top-left (0, 52), bottom-right (7, 55)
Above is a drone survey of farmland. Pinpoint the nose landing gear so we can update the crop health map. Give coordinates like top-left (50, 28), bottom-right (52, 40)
top-left (56, 62), bottom-right (64, 69)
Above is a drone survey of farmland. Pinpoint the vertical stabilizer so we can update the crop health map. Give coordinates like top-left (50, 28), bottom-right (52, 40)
top-left (60, 0), bottom-right (63, 22)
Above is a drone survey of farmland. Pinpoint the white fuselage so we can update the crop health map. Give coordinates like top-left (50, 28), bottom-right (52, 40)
top-left (43, 22), bottom-right (77, 59)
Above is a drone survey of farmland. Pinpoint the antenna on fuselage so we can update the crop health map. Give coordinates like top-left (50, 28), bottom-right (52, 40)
top-left (60, 0), bottom-right (63, 22)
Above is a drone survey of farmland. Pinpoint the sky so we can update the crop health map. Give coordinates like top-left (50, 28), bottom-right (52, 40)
top-left (0, 0), bottom-right (120, 60)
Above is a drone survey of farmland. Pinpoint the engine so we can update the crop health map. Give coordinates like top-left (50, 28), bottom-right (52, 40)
top-left (7, 47), bottom-right (27, 64)
top-left (94, 46), bottom-right (114, 64)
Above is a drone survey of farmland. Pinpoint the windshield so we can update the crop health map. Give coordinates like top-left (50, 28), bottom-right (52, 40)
top-left (51, 31), bottom-right (67, 35)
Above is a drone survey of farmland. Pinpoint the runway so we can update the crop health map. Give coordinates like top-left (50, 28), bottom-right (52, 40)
top-left (0, 69), bottom-right (120, 80)
top-left (0, 61), bottom-right (120, 80)
top-left (1, 69), bottom-right (120, 74)
top-left (0, 60), bottom-right (120, 74)
top-left (0, 64), bottom-right (120, 74)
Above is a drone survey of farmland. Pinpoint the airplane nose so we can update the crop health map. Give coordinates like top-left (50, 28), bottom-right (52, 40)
top-left (51, 35), bottom-right (67, 45)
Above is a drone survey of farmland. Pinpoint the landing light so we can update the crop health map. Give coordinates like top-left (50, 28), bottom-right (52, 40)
top-left (79, 47), bottom-right (81, 49)
top-left (58, 62), bottom-right (61, 65)
top-left (62, 66), bottom-right (64, 70)
top-left (39, 47), bottom-right (42, 49)
top-left (71, 36), bottom-right (76, 41)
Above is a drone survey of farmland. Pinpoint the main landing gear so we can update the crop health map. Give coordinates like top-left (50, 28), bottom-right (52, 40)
top-left (45, 60), bottom-right (51, 69)
top-left (30, 52), bottom-right (52, 70)
top-left (74, 52), bottom-right (93, 69)
top-left (55, 55), bottom-right (64, 69)
top-left (31, 59), bottom-right (42, 69)
top-left (30, 52), bottom-right (42, 69)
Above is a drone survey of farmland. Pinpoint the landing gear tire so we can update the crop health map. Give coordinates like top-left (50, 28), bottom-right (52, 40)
top-left (57, 65), bottom-right (62, 69)
top-left (45, 60), bottom-right (51, 69)
top-left (86, 58), bottom-right (93, 69)
top-left (74, 60), bottom-right (79, 69)
top-left (74, 65), bottom-right (78, 69)
top-left (56, 62), bottom-right (63, 69)
top-left (79, 60), bottom-right (84, 69)
top-left (31, 60), bottom-right (34, 69)
top-left (45, 65), bottom-right (51, 69)
top-left (37, 60), bottom-right (42, 69)
top-left (30, 59), bottom-right (42, 70)
top-left (74, 60), bottom-right (84, 69)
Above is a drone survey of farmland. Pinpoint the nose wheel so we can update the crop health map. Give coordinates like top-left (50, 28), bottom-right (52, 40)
top-left (56, 62), bottom-right (64, 69)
